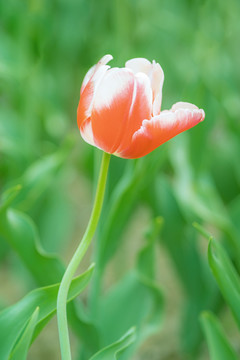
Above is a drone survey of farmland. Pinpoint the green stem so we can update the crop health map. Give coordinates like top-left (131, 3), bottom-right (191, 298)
top-left (57, 151), bottom-right (111, 360)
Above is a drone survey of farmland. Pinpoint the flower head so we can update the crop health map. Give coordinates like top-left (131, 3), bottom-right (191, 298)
top-left (77, 55), bottom-right (205, 159)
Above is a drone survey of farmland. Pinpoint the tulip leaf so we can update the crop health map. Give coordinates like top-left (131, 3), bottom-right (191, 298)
top-left (170, 139), bottom-right (230, 228)
top-left (0, 186), bottom-right (100, 355)
top-left (0, 264), bottom-right (94, 360)
top-left (0, 185), bottom-right (64, 285)
top-left (97, 150), bottom-right (166, 271)
top-left (7, 140), bottom-right (74, 212)
top-left (97, 218), bottom-right (164, 359)
top-left (89, 327), bottom-right (136, 360)
top-left (228, 195), bottom-right (240, 270)
top-left (200, 311), bottom-right (238, 360)
top-left (195, 223), bottom-right (240, 339)
top-left (170, 138), bottom-right (240, 262)
top-left (0, 185), bottom-right (22, 213)
top-left (9, 307), bottom-right (39, 360)
top-left (147, 176), bottom-right (219, 353)
top-left (67, 301), bottom-right (100, 357)
top-left (208, 237), bottom-right (240, 329)
top-left (0, 207), bottom-right (64, 286)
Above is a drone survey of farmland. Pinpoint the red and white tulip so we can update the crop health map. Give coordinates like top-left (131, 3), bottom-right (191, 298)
top-left (77, 55), bottom-right (205, 159)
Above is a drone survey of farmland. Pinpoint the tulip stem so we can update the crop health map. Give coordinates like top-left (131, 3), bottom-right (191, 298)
top-left (57, 151), bottom-right (111, 360)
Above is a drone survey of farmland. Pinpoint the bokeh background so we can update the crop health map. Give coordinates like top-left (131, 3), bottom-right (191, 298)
top-left (1, 0), bottom-right (240, 359)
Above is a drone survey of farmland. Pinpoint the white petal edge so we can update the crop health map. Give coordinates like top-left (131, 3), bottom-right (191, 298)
top-left (151, 61), bottom-right (164, 116)
top-left (80, 54), bottom-right (113, 95)
top-left (80, 119), bottom-right (96, 147)
top-left (171, 102), bottom-right (199, 111)
top-left (82, 56), bottom-right (114, 119)
top-left (132, 107), bottom-right (205, 140)
top-left (125, 58), bottom-right (164, 116)
top-left (125, 58), bottom-right (152, 74)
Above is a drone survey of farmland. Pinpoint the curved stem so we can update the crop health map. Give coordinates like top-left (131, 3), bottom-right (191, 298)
top-left (57, 151), bottom-right (111, 360)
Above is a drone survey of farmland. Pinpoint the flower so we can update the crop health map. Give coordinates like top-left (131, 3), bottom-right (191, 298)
top-left (77, 55), bottom-right (205, 159)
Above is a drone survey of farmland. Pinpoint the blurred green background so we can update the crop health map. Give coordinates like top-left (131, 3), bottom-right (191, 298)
top-left (1, 0), bottom-right (240, 359)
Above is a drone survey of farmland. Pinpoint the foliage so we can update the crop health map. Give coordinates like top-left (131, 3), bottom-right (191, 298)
top-left (0, 0), bottom-right (240, 359)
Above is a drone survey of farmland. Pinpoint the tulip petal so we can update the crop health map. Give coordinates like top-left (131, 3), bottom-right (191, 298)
top-left (77, 55), bottom-right (113, 128)
top-left (90, 68), bottom-right (135, 153)
top-left (80, 65), bottom-right (96, 96)
top-left (151, 61), bottom-right (164, 116)
top-left (125, 58), bottom-right (164, 116)
top-left (171, 101), bottom-right (199, 111)
top-left (80, 118), bottom-right (97, 148)
top-left (115, 72), bottom-right (152, 153)
top-left (80, 55), bottom-right (113, 95)
top-left (125, 58), bottom-right (152, 74)
top-left (118, 103), bottom-right (205, 159)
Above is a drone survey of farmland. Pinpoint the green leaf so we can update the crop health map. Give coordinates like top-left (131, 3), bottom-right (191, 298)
top-left (192, 222), bottom-right (214, 241)
top-left (97, 218), bottom-right (164, 359)
top-left (0, 185), bottom-right (22, 214)
top-left (89, 328), bottom-right (136, 360)
top-left (201, 311), bottom-right (238, 360)
top-left (148, 178), bottom-right (220, 354)
top-left (0, 264), bottom-right (94, 360)
top-left (228, 195), bottom-right (240, 270)
top-left (7, 141), bottom-right (74, 212)
top-left (99, 271), bottom-right (163, 346)
top-left (0, 187), bottom-right (100, 355)
top-left (169, 137), bottom-right (230, 228)
top-left (97, 150), bottom-right (166, 271)
top-left (9, 307), bottom-right (39, 360)
top-left (37, 186), bottom-right (74, 253)
top-left (0, 207), bottom-right (64, 286)
top-left (208, 238), bottom-right (240, 328)
top-left (0, 185), bottom-right (64, 285)
top-left (68, 301), bottom-right (100, 356)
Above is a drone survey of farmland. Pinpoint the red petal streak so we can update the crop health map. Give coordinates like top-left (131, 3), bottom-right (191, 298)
top-left (77, 81), bottom-right (94, 128)
top-left (119, 104), bottom-right (205, 159)
top-left (91, 68), bottom-right (135, 154)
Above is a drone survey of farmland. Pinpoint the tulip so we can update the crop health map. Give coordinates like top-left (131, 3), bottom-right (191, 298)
top-left (77, 55), bottom-right (205, 159)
